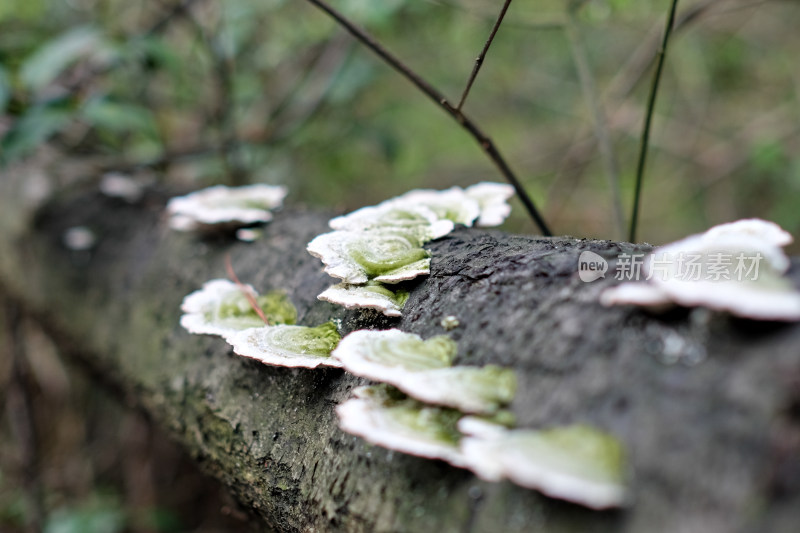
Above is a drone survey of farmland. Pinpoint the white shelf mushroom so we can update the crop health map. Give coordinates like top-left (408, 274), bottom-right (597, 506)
top-left (180, 279), bottom-right (296, 338)
top-left (336, 385), bottom-right (468, 468)
top-left (465, 182), bottom-right (515, 227)
top-left (384, 187), bottom-right (482, 227)
top-left (226, 322), bottom-right (342, 369)
top-left (317, 283), bottom-right (409, 318)
top-left (461, 425), bottom-right (629, 509)
top-left (307, 229), bottom-right (430, 285)
top-left (333, 329), bottom-right (515, 414)
top-left (309, 182), bottom-right (516, 317)
top-left (602, 218), bottom-right (800, 321)
top-left (329, 204), bottom-right (455, 242)
top-left (167, 184), bottom-right (288, 232)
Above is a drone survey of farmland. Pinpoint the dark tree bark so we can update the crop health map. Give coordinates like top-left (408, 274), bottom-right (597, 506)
top-left (1, 161), bottom-right (800, 532)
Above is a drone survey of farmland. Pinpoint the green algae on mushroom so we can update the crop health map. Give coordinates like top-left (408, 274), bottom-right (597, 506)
top-left (167, 184), bottom-right (287, 232)
top-left (336, 384), bottom-right (467, 467)
top-left (461, 425), bottom-right (629, 509)
top-left (180, 279), bottom-right (297, 338)
top-left (333, 329), bottom-right (456, 371)
top-left (318, 282), bottom-right (410, 317)
top-left (333, 329), bottom-right (516, 414)
top-left (307, 229), bottom-right (430, 285)
top-left (226, 322), bottom-right (342, 368)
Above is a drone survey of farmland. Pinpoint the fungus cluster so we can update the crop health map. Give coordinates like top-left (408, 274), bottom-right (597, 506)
top-left (601, 219), bottom-right (800, 320)
top-left (333, 329), bottom-right (628, 509)
top-left (179, 279), bottom-right (341, 368)
top-left (172, 182), bottom-right (630, 509)
top-left (308, 183), bottom-right (514, 316)
top-left (460, 422), bottom-right (629, 509)
top-left (167, 184), bottom-right (288, 234)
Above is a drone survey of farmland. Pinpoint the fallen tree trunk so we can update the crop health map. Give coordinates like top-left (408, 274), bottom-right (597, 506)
top-left (2, 166), bottom-right (800, 532)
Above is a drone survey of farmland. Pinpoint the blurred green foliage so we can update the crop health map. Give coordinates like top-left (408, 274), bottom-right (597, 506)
top-left (1, 0), bottom-right (799, 243)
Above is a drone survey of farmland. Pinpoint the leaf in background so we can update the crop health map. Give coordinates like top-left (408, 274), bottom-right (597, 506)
top-left (0, 0), bottom-right (45, 22)
top-left (125, 35), bottom-right (182, 75)
top-left (81, 97), bottom-right (158, 137)
top-left (0, 99), bottom-right (74, 164)
top-left (0, 65), bottom-right (10, 111)
top-left (20, 26), bottom-right (101, 92)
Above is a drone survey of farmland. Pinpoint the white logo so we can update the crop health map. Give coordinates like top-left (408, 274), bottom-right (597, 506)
top-left (578, 251), bottom-right (608, 282)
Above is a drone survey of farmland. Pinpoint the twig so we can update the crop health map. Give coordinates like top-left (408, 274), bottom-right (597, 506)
top-left (303, 0), bottom-right (552, 236)
top-left (546, 0), bottom-right (716, 220)
top-left (225, 254), bottom-right (269, 325)
top-left (564, 6), bottom-right (625, 239)
top-left (456, 0), bottom-right (513, 111)
top-left (628, 0), bottom-right (680, 243)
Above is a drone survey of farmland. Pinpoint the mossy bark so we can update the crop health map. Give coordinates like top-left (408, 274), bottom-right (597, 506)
top-left (1, 168), bottom-right (800, 532)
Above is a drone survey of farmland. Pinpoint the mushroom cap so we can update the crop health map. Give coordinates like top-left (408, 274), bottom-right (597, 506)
top-left (336, 385), bottom-right (468, 467)
top-left (601, 219), bottom-right (800, 321)
top-left (307, 229), bottom-right (430, 285)
top-left (329, 203), bottom-right (455, 242)
top-left (465, 182), bottom-right (515, 227)
top-left (317, 283), bottom-right (409, 317)
top-left (180, 279), bottom-right (296, 337)
top-left (333, 329), bottom-right (515, 413)
top-left (167, 184), bottom-right (287, 231)
top-left (386, 187), bottom-right (482, 227)
top-left (462, 425), bottom-right (629, 509)
top-left (180, 279), bottom-right (264, 337)
top-left (704, 218), bottom-right (793, 247)
top-left (226, 323), bottom-right (342, 368)
top-left (647, 230), bottom-right (800, 320)
top-left (333, 329), bottom-right (456, 372)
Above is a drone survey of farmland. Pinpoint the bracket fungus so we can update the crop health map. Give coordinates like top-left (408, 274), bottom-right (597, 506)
top-left (333, 329), bottom-right (515, 414)
top-left (307, 229), bottom-right (430, 285)
top-left (464, 182), bottom-right (515, 227)
top-left (317, 283), bottom-right (409, 318)
top-left (329, 204), bottom-right (455, 243)
top-left (180, 279), bottom-right (297, 338)
top-left (167, 184), bottom-right (288, 232)
top-left (337, 385), bottom-right (627, 509)
top-left (226, 322), bottom-right (342, 369)
top-left (601, 218), bottom-right (800, 320)
top-left (460, 425), bottom-right (629, 510)
top-left (383, 187), bottom-right (482, 227)
top-left (309, 182), bottom-right (516, 317)
top-left (336, 385), bottom-right (468, 468)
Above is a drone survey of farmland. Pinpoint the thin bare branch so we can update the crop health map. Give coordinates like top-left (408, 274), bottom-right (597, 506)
top-left (225, 254), bottom-right (269, 325)
top-left (629, 0), bottom-right (680, 243)
top-left (303, 0), bottom-right (552, 236)
top-left (456, 0), bottom-right (513, 111)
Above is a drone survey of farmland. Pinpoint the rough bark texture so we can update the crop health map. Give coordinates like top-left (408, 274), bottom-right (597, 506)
top-left (2, 167), bottom-right (800, 532)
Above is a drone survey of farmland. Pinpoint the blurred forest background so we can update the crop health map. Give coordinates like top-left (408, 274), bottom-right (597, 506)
top-left (2, 0), bottom-right (800, 531)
